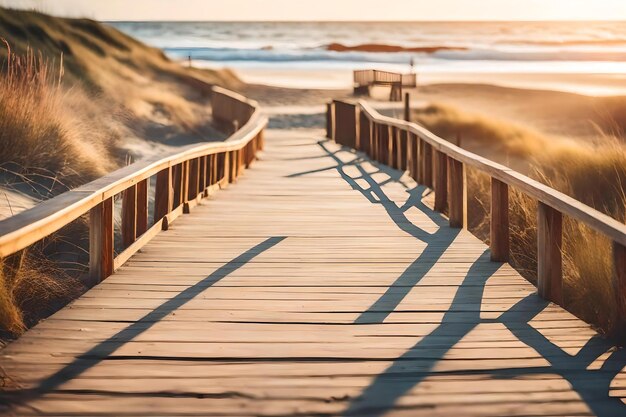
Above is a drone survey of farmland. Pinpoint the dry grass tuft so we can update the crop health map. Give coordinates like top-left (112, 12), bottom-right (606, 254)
top-left (0, 41), bottom-right (120, 189)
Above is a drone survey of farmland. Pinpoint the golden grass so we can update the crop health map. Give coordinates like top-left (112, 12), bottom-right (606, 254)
top-left (0, 5), bottom-right (244, 336)
top-left (0, 42), bottom-right (120, 188)
top-left (413, 104), bottom-right (626, 337)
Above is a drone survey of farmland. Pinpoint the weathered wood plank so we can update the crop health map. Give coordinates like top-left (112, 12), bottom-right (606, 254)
top-left (1, 129), bottom-right (623, 417)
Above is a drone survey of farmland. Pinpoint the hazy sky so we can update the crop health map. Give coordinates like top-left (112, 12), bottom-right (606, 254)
top-left (4, 0), bottom-right (626, 21)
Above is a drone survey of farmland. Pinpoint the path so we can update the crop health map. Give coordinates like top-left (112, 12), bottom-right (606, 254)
top-left (1, 128), bottom-right (625, 416)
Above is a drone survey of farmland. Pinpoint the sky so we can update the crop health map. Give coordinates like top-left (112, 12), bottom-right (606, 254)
top-left (3, 0), bottom-right (626, 21)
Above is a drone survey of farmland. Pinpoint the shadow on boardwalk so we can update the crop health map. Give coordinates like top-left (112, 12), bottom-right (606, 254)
top-left (291, 139), bottom-right (626, 417)
top-left (1, 237), bottom-right (286, 408)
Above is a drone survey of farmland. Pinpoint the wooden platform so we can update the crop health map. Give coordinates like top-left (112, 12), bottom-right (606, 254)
top-left (2, 129), bottom-right (626, 416)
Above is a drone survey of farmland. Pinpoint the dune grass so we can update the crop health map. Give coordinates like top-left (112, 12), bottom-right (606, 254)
top-left (0, 45), bottom-right (99, 335)
top-left (413, 103), bottom-right (626, 337)
top-left (0, 6), bottom-right (242, 337)
top-left (0, 41), bottom-right (120, 189)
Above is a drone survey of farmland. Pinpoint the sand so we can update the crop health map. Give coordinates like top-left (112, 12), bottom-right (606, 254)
top-left (240, 71), bottom-right (626, 144)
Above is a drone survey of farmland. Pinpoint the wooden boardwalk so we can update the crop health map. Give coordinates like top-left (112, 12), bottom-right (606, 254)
top-left (2, 129), bottom-right (626, 416)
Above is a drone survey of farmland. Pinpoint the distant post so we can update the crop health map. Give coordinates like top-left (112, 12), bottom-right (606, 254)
top-left (404, 93), bottom-right (410, 122)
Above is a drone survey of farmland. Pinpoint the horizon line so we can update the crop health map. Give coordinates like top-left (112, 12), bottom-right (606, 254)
top-left (104, 19), bottom-right (626, 23)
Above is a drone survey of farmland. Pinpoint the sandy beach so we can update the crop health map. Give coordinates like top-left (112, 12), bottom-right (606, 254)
top-left (236, 67), bottom-right (626, 97)
top-left (239, 70), bottom-right (626, 145)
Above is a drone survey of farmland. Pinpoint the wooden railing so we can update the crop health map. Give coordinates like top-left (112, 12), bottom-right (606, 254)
top-left (401, 73), bottom-right (417, 88)
top-left (327, 100), bottom-right (626, 327)
top-left (354, 70), bottom-right (416, 101)
top-left (354, 70), bottom-right (416, 87)
top-left (0, 86), bottom-right (267, 284)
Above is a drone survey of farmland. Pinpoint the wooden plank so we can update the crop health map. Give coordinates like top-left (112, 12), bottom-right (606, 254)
top-left (490, 178), bottom-right (509, 262)
top-left (537, 202), bottom-right (563, 305)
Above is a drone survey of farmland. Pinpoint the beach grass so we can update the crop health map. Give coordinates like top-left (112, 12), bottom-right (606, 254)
top-left (413, 103), bottom-right (626, 337)
top-left (0, 6), bottom-right (240, 336)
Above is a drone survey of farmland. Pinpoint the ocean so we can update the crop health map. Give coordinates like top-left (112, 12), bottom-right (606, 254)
top-left (111, 21), bottom-right (626, 91)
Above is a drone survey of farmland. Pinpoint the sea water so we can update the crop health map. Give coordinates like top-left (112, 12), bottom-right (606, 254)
top-left (111, 21), bottom-right (626, 92)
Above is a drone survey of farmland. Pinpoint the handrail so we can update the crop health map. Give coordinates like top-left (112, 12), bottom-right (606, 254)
top-left (353, 70), bottom-right (415, 101)
top-left (0, 86), bottom-right (268, 283)
top-left (327, 99), bottom-right (626, 327)
top-left (357, 100), bottom-right (626, 246)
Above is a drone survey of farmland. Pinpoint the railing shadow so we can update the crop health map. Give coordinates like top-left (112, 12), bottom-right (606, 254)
top-left (289, 141), bottom-right (460, 325)
top-left (291, 139), bottom-right (626, 417)
top-left (1, 236), bottom-right (285, 407)
top-left (345, 249), bottom-right (500, 415)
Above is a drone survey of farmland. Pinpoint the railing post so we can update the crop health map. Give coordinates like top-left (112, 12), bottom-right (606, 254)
top-left (373, 123), bottom-right (380, 161)
top-left (359, 110), bottom-right (369, 154)
top-left (407, 132), bottom-right (414, 179)
top-left (208, 154), bottom-right (215, 186)
top-left (89, 197), bottom-right (114, 283)
top-left (537, 202), bottom-right (563, 304)
top-left (187, 158), bottom-right (200, 202)
top-left (490, 178), bottom-right (509, 261)
top-left (401, 130), bottom-right (409, 171)
top-left (172, 163), bottom-right (183, 208)
top-left (229, 151), bottom-right (237, 183)
top-left (423, 142), bottom-right (433, 189)
top-left (333, 101), bottom-right (358, 148)
top-left (154, 167), bottom-right (173, 228)
top-left (404, 92), bottom-right (410, 122)
top-left (258, 129), bottom-right (265, 151)
top-left (182, 161), bottom-right (190, 208)
top-left (326, 102), bottom-right (334, 140)
top-left (136, 179), bottom-right (148, 236)
top-left (199, 156), bottom-right (207, 193)
top-left (386, 125), bottom-right (393, 167)
top-left (368, 120), bottom-right (374, 158)
top-left (395, 128), bottom-right (402, 170)
top-left (416, 137), bottom-right (423, 184)
top-left (213, 153), bottom-right (219, 185)
top-left (614, 242), bottom-right (626, 335)
top-left (434, 151), bottom-right (448, 212)
top-left (221, 152), bottom-right (229, 185)
top-left (448, 158), bottom-right (466, 228)
top-left (121, 185), bottom-right (137, 248)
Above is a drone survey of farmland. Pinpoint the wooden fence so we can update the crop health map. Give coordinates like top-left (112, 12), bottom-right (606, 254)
top-left (327, 100), bottom-right (626, 328)
top-left (0, 86), bottom-right (267, 284)
top-left (353, 70), bottom-right (417, 101)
